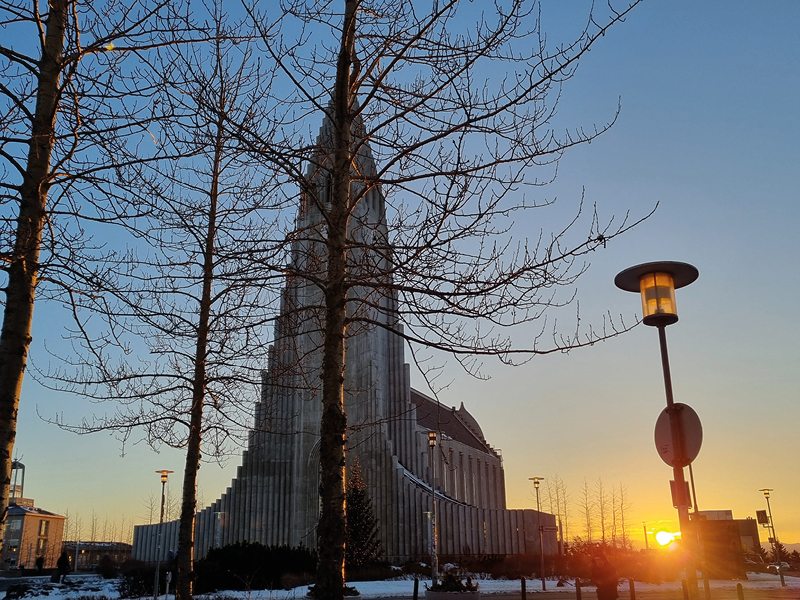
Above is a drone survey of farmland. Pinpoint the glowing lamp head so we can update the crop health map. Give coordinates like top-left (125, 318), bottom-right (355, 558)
top-left (638, 272), bottom-right (678, 326)
top-left (156, 469), bottom-right (174, 483)
top-left (428, 431), bottom-right (436, 447)
top-left (615, 262), bottom-right (698, 327)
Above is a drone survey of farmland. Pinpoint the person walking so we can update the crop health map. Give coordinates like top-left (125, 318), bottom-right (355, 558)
top-left (591, 550), bottom-right (619, 600)
top-left (56, 552), bottom-right (71, 583)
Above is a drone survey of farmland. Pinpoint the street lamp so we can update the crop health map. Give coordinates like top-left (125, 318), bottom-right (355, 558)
top-left (759, 489), bottom-right (785, 587)
top-left (616, 261), bottom-right (699, 600)
top-left (428, 431), bottom-right (438, 586)
top-left (529, 477), bottom-right (545, 591)
top-left (153, 469), bottom-right (174, 600)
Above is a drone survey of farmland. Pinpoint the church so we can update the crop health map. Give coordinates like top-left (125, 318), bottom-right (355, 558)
top-left (132, 112), bottom-right (557, 564)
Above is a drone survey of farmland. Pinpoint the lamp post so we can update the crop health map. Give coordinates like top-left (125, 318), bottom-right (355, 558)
top-left (153, 469), bottom-right (173, 600)
top-left (529, 477), bottom-right (545, 591)
top-left (428, 431), bottom-right (438, 586)
top-left (759, 489), bottom-right (785, 587)
top-left (615, 261), bottom-right (699, 600)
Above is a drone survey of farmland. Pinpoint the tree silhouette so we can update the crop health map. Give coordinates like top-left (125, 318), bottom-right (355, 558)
top-left (0, 0), bottom-right (196, 556)
top-left (237, 3), bottom-right (647, 598)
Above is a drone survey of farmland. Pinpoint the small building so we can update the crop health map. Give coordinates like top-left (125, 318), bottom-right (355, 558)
top-left (1, 501), bottom-right (66, 570)
top-left (696, 510), bottom-right (762, 556)
top-left (61, 541), bottom-right (133, 571)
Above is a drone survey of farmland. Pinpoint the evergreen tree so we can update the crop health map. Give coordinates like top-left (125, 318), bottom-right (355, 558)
top-left (345, 460), bottom-right (382, 569)
top-left (771, 541), bottom-right (787, 563)
top-left (752, 543), bottom-right (768, 562)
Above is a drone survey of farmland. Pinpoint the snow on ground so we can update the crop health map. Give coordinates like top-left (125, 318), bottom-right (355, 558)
top-left (5, 573), bottom-right (798, 600)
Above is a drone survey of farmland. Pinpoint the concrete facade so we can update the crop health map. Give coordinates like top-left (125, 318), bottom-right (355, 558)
top-left (133, 112), bottom-right (555, 564)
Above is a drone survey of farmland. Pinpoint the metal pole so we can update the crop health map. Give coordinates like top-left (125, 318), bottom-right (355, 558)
top-left (657, 326), bottom-right (698, 600)
top-left (643, 523), bottom-right (649, 550)
top-left (536, 485), bottom-right (545, 591)
top-left (764, 494), bottom-right (785, 587)
top-left (428, 433), bottom-right (438, 586)
top-left (688, 464), bottom-right (710, 600)
top-left (153, 477), bottom-right (167, 600)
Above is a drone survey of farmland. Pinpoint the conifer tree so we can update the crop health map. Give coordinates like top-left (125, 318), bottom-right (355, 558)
top-left (345, 460), bottom-right (381, 569)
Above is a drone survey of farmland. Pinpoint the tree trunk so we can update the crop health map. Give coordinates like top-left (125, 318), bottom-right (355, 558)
top-left (0, 0), bottom-right (67, 551)
top-left (175, 114), bottom-right (223, 600)
top-left (316, 3), bottom-right (357, 600)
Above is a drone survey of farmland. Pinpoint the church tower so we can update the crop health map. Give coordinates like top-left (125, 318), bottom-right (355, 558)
top-left (132, 112), bottom-right (554, 563)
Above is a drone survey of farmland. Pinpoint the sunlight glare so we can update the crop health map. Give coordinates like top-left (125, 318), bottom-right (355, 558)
top-left (655, 530), bottom-right (677, 546)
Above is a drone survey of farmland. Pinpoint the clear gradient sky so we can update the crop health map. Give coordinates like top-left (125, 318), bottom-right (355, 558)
top-left (12, 1), bottom-right (800, 547)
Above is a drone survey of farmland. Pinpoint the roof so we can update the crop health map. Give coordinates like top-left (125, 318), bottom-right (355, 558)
top-left (410, 388), bottom-right (498, 457)
top-left (8, 504), bottom-right (66, 519)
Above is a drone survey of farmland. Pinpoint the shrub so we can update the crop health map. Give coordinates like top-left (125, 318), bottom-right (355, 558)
top-left (98, 555), bottom-right (118, 579)
top-left (307, 584), bottom-right (360, 597)
top-left (118, 560), bottom-right (156, 598)
top-left (193, 542), bottom-right (317, 593)
top-left (345, 561), bottom-right (395, 582)
top-left (280, 572), bottom-right (316, 590)
top-left (427, 572), bottom-right (478, 592)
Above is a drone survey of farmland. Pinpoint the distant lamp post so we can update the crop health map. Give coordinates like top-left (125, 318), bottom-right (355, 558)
top-left (759, 488), bottom-right (785, 587)
top-left (428, 431), bottom-right (438, 586)
top-left (153, 469), bottom-right (174, 600)
top-left (529, 477), bottom-right (546, 591)
top-left (616, 261), bottom-right (699, 600)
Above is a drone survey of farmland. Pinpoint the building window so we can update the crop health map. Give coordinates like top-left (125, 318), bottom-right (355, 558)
top-left (38, 520), bottom-right (49, 537)
top-left (36, 538), bottom-right (48, 555)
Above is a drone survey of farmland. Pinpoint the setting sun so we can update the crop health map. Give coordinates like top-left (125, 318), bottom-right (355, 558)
top-left (655, 530), bottom-right (678, 547)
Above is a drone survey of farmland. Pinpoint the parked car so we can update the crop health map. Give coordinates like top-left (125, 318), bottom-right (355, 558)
top-left (767, 562), bottom-right (790, 573)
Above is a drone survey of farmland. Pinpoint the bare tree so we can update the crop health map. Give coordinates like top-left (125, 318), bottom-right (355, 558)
top-left (43, 14), bottom-right (286, 599)
top-left (234, 2), bottom-right (646, 598)
top-left (610, 485), bottom-right (618, 545)
top-left (544, 474), bottom-right (569, 546)
top-left (578, 478), bottom-right (595, 542)
top-left (618, 483), bottom-right (632, 548)
top-left (62, 509), bottom-right (71, 542)
top-left (89, 510), bottom-right (98, 559)
top-left (143, 493), bottom-right (157, 525)
top-left (548, 474), bottom-right (570, 546)
top-left (107, 516), bottom-right (118, 544)
top-left (595, 478), bottom-right (608, 544)
top-left (73, 512), bottom-right (84, 543)
top-left (0, 0), bottom-right (198, 550)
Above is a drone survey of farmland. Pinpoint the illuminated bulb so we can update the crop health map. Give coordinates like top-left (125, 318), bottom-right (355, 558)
top-left (639, 272), bottom-right (677, 326)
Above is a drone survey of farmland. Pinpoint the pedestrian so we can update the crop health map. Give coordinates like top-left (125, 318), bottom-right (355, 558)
top-left (56, 551), bottom-right (71, 583)
top-left (591, 550), bottom-right (619, 600)
top-left (35, 555), bottom-right (44, 574)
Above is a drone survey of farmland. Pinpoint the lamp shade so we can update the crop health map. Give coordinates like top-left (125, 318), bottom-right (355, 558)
top-left (615, 261), bottom-right (698, 327)
top-left (639, 271), bottom-right (678, 326)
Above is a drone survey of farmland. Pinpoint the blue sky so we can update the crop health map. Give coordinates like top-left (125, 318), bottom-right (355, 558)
top-left (12, 1), bottom-right (800, 547)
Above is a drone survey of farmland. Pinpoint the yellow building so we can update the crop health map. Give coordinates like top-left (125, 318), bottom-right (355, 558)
top-left (1, 500), bottom-right (66, 570)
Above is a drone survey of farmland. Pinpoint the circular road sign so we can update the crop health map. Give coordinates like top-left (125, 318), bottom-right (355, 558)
top-left (654, 403), bottom-right (702, 467)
